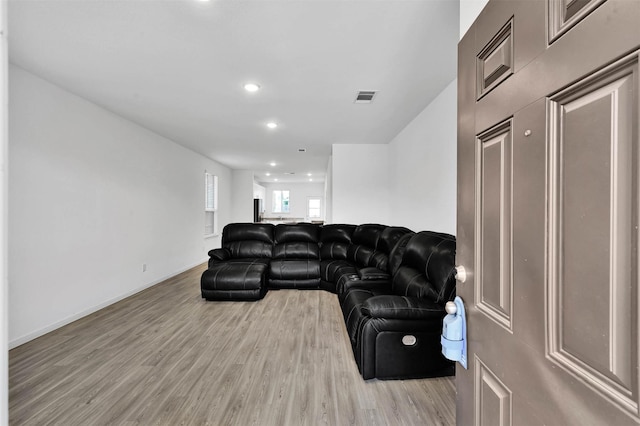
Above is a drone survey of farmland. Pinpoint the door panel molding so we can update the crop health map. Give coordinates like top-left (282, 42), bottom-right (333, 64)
top-left (477, 18), bottom-right (514, 100)
top-left (548, 0), bottom-right (607, 44)
top-left (475, 119), bottom-right (514, 331)
top-left (475, 356), bottom-right (512, 426)
top-left (546, 50), bottom-right (640, 419)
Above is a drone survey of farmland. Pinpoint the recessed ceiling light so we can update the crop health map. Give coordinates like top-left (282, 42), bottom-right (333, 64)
top-left (266, 122), bottom-right (278, 129)
top-left (274, 178), bottom-right (278, 182)
top-left (309, 178), bottom-right (313, 182)
top-left (244, 83), bottom-right (260, 92)
top-left (265, 172), bottom-right (271, 176)
top-left (307, 173), bottom-right (312, 177)
top-left (269, 162), bottom-right (276, 167)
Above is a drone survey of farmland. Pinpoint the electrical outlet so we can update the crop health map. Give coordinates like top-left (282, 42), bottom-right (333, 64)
top-left (142, 263), bottom-right (147, 272)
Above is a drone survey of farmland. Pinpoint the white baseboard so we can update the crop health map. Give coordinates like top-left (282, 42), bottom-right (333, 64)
top-left (8, 259), bottom-right (207, 350)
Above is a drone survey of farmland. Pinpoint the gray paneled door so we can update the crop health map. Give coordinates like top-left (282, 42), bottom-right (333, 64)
top-left (457, 0), bottom-right (640, 424)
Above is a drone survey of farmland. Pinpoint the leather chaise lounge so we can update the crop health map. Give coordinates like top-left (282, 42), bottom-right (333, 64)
top-left (201, 222), bottom-right (456, 380)
top-left (201, 223), bottom-right (273, 301)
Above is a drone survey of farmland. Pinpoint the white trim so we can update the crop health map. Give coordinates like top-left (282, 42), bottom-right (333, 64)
top-left (8, 259), bottom-right (208, 349)
top-left (0, 0), bottom-right (8, 422)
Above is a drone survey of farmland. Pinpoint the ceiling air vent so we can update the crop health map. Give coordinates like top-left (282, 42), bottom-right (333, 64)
top-left (355, 90), bottom-right (378, 104)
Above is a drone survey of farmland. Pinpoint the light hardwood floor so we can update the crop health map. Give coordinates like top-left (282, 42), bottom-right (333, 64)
top-left (9, 264), bottom-right (456, 425)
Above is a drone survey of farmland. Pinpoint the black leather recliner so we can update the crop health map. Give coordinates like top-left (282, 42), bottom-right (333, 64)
top-left (341, 231), bottom-right (456, 379)
top-left (269, 223), bottom-right (321, 289)
top-left (334, 225), bottom-right (413, 303)
top-left (318, 224), bottom-right (413, 296)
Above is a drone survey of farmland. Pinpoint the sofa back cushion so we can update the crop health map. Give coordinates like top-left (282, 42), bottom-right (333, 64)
top-left (319, 224), bottom-right (356, 260)
top-left (371, 226), bottom-right (414, 271)
top-left (351, 224), bottom-right (385, 248)
top-left (273, 223), bottom-right (320, 259)
top-left (387, 232), bottom-right (415, 276)
top-left (222, 223), bottom-right (275, 259)
top-left (345, 224), bottom-right (385, 268)
top-left (377, 226), bottom-right (413, 254)
top-left (392, 231), bottom-right (456, 304)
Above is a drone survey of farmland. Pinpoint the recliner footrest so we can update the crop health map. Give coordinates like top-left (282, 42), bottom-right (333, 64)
top-left (201, 260), bottom-right (268, 301)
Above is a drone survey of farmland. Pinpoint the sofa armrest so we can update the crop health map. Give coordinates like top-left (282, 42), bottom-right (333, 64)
top-left (208, 248), bottom-right (231, 262)
top-left (337, 271), bottom-right (391, 296)
top-left (339, 278), bottom-right (391, 295)
top-left (358, 267), bottom-right (390, 281)
top-left (362, 296), bottom-right (444, 320)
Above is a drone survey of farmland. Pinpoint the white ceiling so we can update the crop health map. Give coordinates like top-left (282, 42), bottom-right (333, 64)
top-left (8, 0), bottom-right (459, 184)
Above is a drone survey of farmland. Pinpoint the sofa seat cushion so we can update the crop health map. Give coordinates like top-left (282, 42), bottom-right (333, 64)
top-left (268, 259), bottom-right (321, 289)
top-left (200, 259), bottom-right (269, 301)
top-left (340, 288), bottom-right (387, 347)
top-left (268, 277), bottom-right (321, 289)
top-left (270, 259), bottom-right (320, 279)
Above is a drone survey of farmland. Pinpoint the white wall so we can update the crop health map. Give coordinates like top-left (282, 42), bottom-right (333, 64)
top-left (388, 79), bottom-right (457, 235)
top-left (230, 170), bottom-right (255, 223)
top-left (331, 144), bottom-right (389, 225)
top-left (460, 0), bottom-right (489, 39)
top-left (253, 182), bottom-right (266, 201)
top-left (261, 182), bottom-right (325, 221)
top-left (0, 1), bottom-right (8, 422)
top-left (8, 65), bottom-right (232, 347)
top-left (324, 157), bottom-right (333, 224)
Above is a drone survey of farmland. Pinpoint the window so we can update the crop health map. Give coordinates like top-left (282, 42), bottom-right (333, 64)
top-left (205, 173), bottom-right (218, 236)
top-left (272, 190), bottom-right (290, 213)
top-left (307, 197), bottom-right (321, 219)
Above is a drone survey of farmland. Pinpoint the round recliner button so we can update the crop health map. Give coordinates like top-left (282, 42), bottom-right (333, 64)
top-left (402, 335), bottom-right (417, 346)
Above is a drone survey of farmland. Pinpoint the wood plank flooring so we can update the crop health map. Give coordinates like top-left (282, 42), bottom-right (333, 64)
top-left (9, 264), bottom-right (456, 425)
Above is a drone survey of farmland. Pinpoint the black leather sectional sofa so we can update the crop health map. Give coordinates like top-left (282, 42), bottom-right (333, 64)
top-left (201, 222), bottom-right (456, 380)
